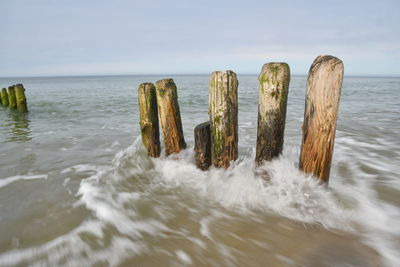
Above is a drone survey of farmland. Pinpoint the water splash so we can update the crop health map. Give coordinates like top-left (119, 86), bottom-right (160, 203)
top-left (0, 138), bottom-right (398, 266)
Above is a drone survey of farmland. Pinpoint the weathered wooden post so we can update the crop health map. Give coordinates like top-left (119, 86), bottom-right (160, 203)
top-left (299, 55), bottom-right (344, 183)
top-left (255, 63), bottom-right (290, 165)
top-left (155, 79), bottom-right (186, 156)
top-left (15, 84), bottom-right (28, 112)
top-left (194, 121), bottom-right (211, 170)
top-left (138, 82), bottom-right (161, 157)
top-left (209, 70), bottom-right (238, 168)
top-left (1, 88), bottom-right (9, 107)
top-left (8, 85), bottom-right (17, 109)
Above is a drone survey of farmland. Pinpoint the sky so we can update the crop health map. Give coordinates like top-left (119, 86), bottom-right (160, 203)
top-left (0, 0), bottom-right (399, 77)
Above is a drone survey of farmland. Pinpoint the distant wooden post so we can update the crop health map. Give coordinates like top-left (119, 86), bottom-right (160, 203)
top-left (138, 82), bottom-right (161, 157)
top-left (256, 63), bottom-right (290, 165)
top-left (299, 55), bottom-right (344, 183)
top-left (194, 121), bottom-right (211, 170)
top-left (155, 79), bottom-right (186, 156)
top-left (8, 85), bottom-right (17, 109)
top-left (1, 88), bottom-right (9, 107)
top-left (15, 84), bottom-right (28, 112)
top-left (209, 70), bottom-right (238, 168)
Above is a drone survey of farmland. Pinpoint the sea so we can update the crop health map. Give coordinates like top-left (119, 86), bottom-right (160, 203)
top-left (0, 74), bottom-right (399, 266)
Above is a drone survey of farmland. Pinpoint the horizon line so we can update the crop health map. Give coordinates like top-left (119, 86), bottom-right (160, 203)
top-left (1, 73), bottom-right (400, 79)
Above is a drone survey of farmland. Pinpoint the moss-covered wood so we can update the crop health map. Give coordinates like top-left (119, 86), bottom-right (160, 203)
top-left (15, 84), bottom-right (28, 112)
top-left (138, 82), bottom-right (160, 157)
top-left (256, 63), bottom-right (290, 165)
top-left (299, 55), bottom-right (344, 183)
top-left (209, 70), bottom-right (238, 168)
top-left (155, 79), bottom-right (186, 156)
top-left (8, 85), bottom-right (17, 109)
top-left (194, 121), bottom-right (211, 170)
top-left (1, 88), bottom-right (9, 107)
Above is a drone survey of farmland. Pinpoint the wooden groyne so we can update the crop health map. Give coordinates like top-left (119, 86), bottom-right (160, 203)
top-left (209, 70), bottom-right (238, 168)
top-left (0, 84), bottom-right (28, 112)
top-left (256, 63), bottom-right (290, 165)
top-left (155, 79), bottom-right (186, 156)
top-left (138, 82), bottom-right (160, 157)
top-left (299, 55), bottom-right (344, 183)
top-left (1, 88), bottom-right (9, 107)
top-left (194, 121), bottom-right (212, 170)
top-left (8, 86), bottom-right (17, 109)
top-left (15, 84), bottom-right (28, 113)
top-left (136, 55), bottom-right (343, 184)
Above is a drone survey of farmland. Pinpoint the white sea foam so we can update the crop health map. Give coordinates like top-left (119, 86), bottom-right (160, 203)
top-left (0, 219), bottom-right (147, 266)
top-left (0, 174), bottom-right (48, 188)
top-left (152, 146), bottom-right (348, 229)
top-left (176, 249), bottom-right (193, 264)
top-left (60, 164), bottom-right (107, 174)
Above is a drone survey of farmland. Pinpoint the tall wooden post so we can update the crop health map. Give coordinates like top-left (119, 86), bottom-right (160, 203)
top-left (256, 63), bottom-right (290, 165)
top-left (138, 82), bottom-right (160, 157)
top-left (209, 70), bottom-right (238, 168)
top-left (155, 79), bottom-right (186, 156)
top-left (299, 55), bottom-right (344, 183)
top-left (1, 88), bottom-right (9, 107)
top-left (15, 84), bottom-right (28, 112)
top-left (8, 85), bottom-right (17, 109)
top-left (194, 121), bottom-right (211, 170)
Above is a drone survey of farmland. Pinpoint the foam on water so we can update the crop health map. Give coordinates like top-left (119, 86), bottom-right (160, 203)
top-left (152, 146), bottom-right (347, 228)
top-left (0, 174), bottom-right (48, 188)
top-left (1, 137), bottom-right (398, 266)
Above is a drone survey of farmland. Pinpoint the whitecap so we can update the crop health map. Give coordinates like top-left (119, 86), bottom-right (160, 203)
top-left (0, 174), bottom-right (48, 188)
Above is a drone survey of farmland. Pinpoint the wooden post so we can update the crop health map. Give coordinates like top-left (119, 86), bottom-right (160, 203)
top-left (138, 82), bottom-right (161, 157)
top-left (299, 55), bottom-right (344, 183)
top-left (256, 63), bottom-right (290, 165)
top-left (1, 88), bottom-right (9, 107)
top-left (155, 79), bottom-right (186, 156)
top-left (209, 70), bottom-right (238, 168)
top-left (194, 121), bottom-right (211, 170)
top-left (8, 85), bottom-right (17, 109)
top-left (15, 84), bottom-right (28, 112)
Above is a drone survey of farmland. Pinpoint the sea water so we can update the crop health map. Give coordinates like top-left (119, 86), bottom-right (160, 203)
top-left (0, 75), bottom-right (399, 266)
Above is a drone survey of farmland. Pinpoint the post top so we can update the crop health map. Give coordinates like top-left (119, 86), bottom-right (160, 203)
top-left (194, 121), bottom-right (210, 131)
top-left (139, 82), bottom-right (155, 88)
top-left (155, 78), bottom-right (176, 87)
top-left (261, 62), bottom-right (289, 69)
top-left (211, 70), bottom-right (237, 76)
top-left (310, 55), bottom-right (343, 73)
top-left (259, 62), bottom-right (290, 82)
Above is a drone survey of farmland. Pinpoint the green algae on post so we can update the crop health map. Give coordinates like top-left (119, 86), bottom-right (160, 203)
top-left (256, 63), bottom-right (290, 165)
top-left (299, 55), bottom-right (344, 183)
top-left (8, 85), bottom-right (17, 109)
top-left (209, 70), bottom-right (238, 168)
top-left (138, 82), bottom-right (161, 157)
top-left (155, 78), bottom-right (186, 156)
top-left (15, 84), bottom-right (28, 112)
top-left (1, 88), bottom-right (9, 107)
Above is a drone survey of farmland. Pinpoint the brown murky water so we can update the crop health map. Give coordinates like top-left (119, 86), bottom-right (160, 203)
top-left (0, 75), bottom-right (399, 266)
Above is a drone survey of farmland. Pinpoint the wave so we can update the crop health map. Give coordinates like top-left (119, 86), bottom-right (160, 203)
top-left (0, 138), bottom-right (399, 266)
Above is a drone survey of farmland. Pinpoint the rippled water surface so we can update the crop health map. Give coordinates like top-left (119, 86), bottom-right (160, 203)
top-left (0, 75), bottom-right (399, 266)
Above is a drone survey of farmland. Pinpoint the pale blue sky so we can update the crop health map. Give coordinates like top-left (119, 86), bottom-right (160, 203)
top-left (0, 0), bottom-right (399, 77)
